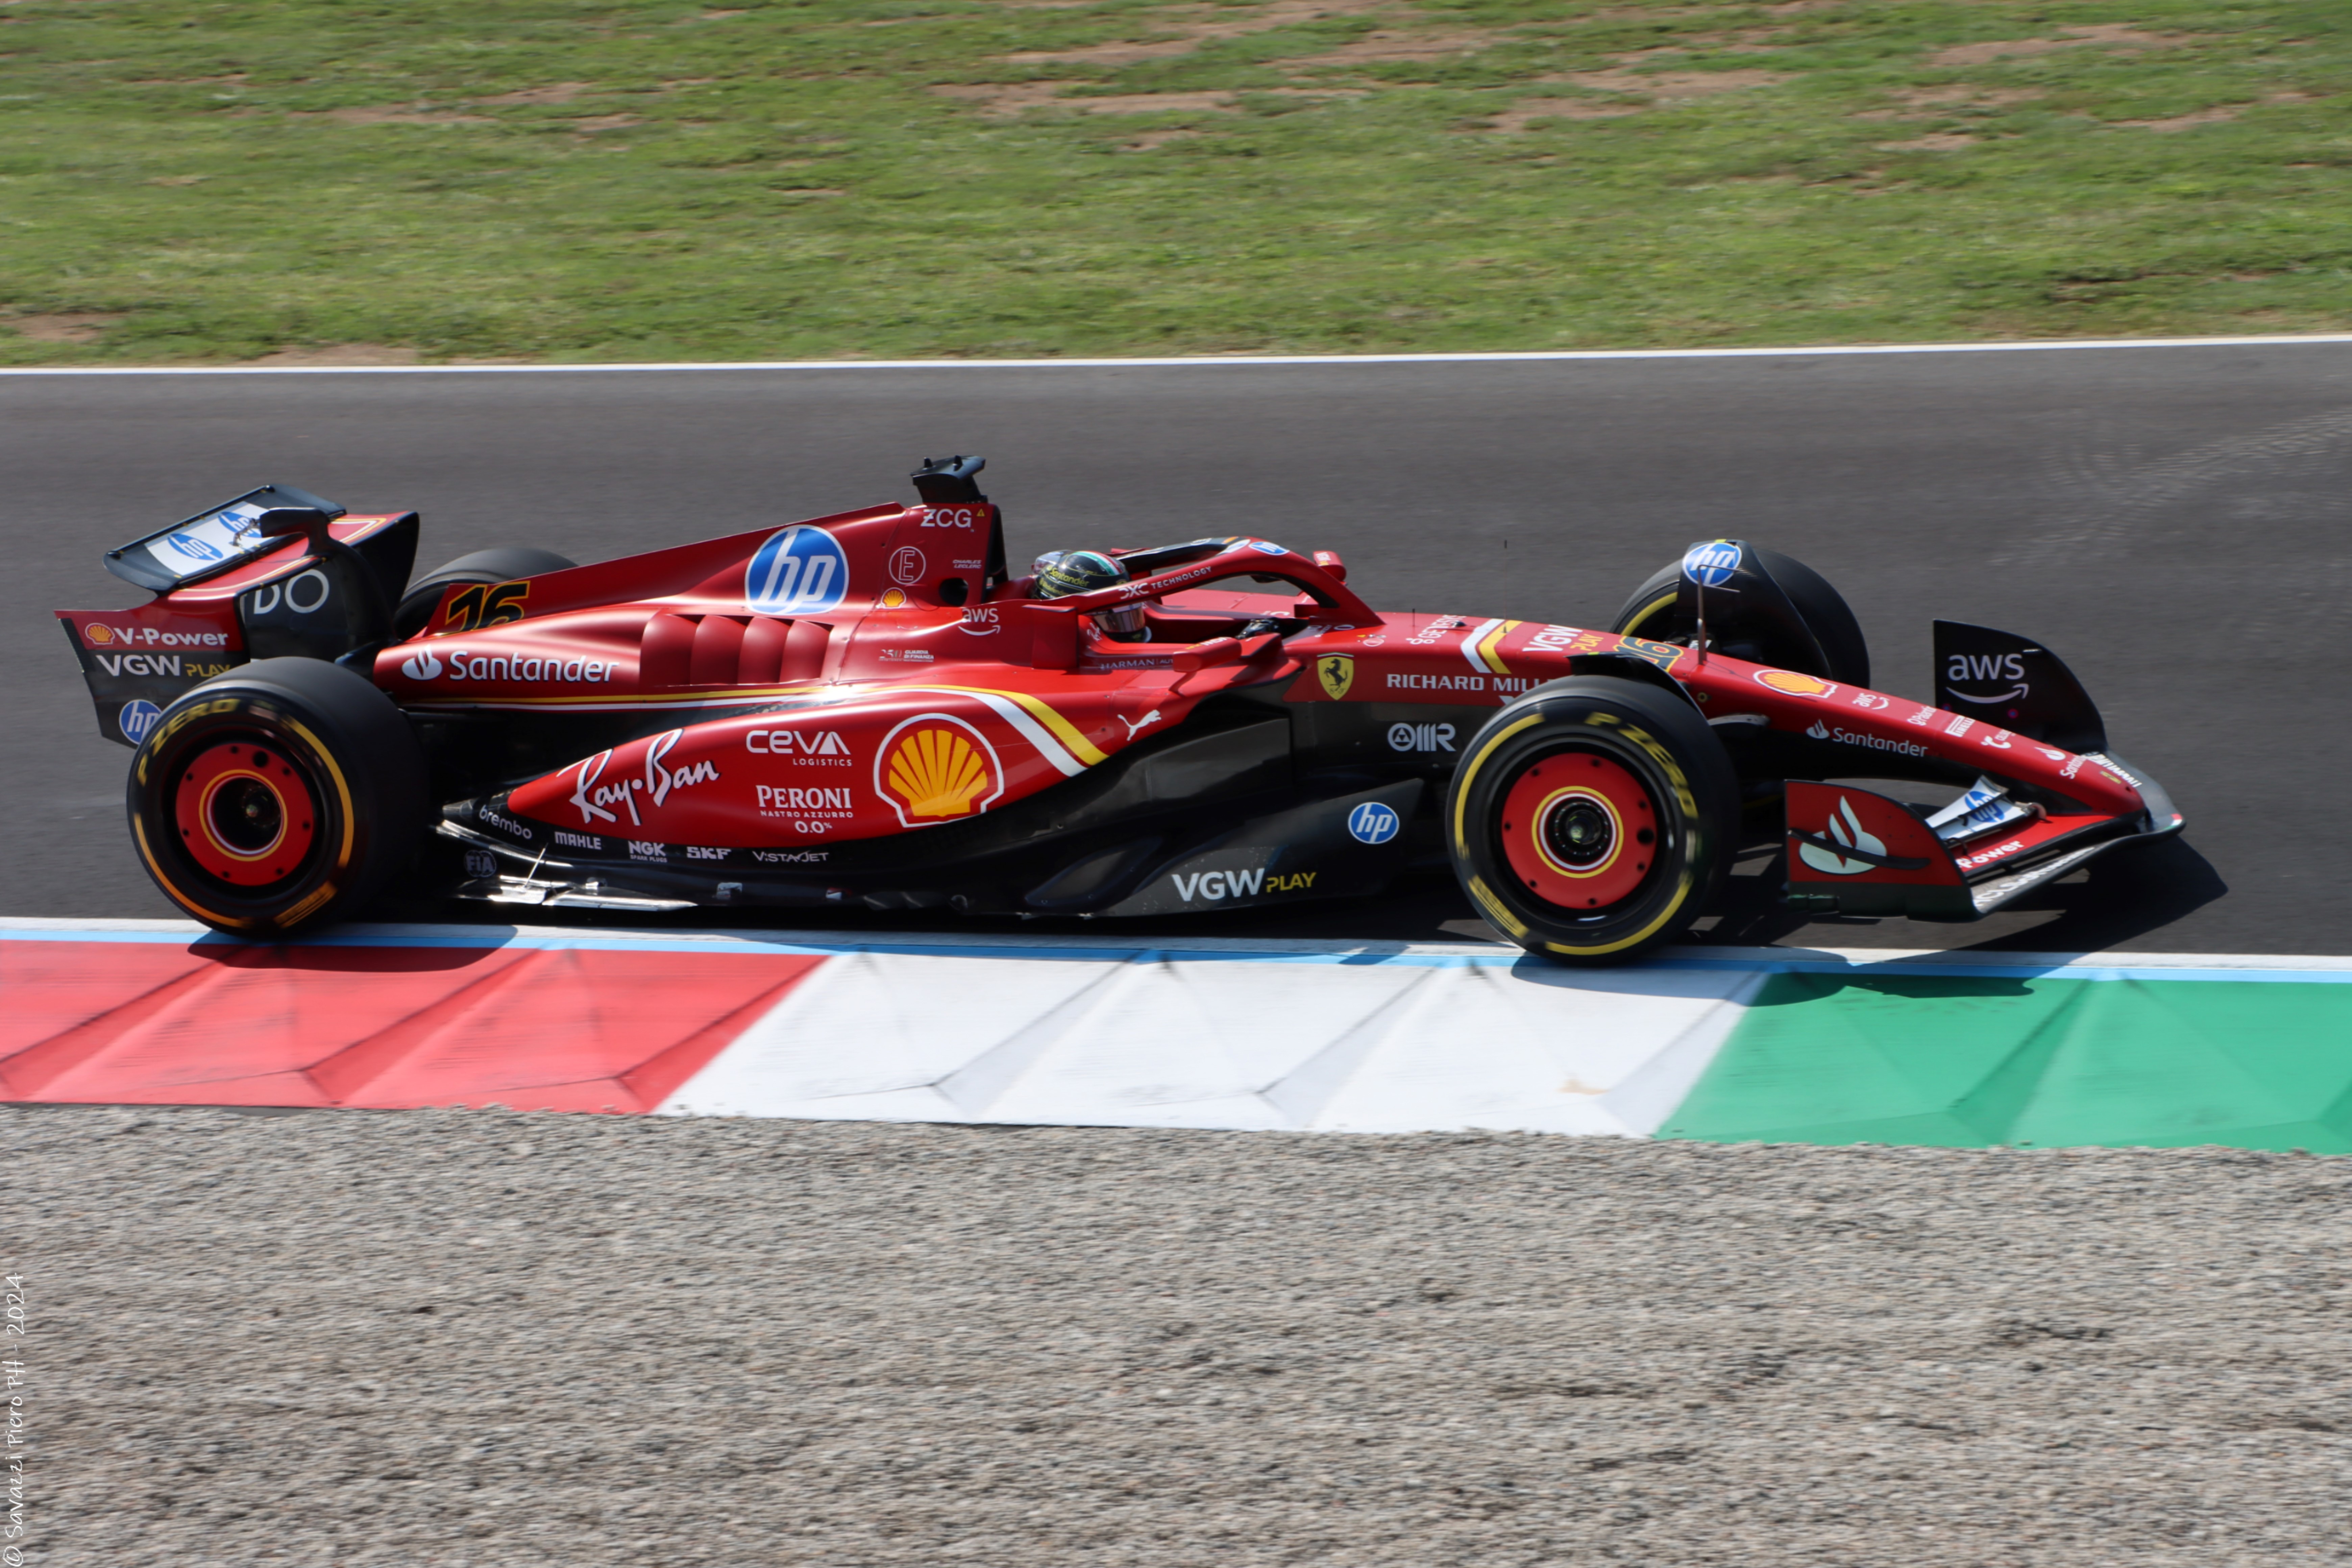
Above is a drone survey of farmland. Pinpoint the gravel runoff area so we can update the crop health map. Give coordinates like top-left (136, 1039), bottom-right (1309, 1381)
top-left (8, 1107), bottom-right (2350, 1567)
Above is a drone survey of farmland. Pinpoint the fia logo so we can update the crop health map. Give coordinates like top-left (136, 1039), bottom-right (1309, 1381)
top-left (1799, 796), bottom-right (1883, 877)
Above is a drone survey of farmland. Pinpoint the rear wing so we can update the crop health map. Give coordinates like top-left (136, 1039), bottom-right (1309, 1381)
top-left (103, 484), bottom-right (347, 592)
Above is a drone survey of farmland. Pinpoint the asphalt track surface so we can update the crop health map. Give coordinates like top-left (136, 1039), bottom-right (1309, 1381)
top-left (10, 341), bottom-right (2352, 953)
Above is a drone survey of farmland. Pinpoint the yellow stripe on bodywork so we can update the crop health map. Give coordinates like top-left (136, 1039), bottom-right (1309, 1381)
top-left (966, 686), bottom-right (1109, 768)
top-left (888, 686), bottom-right (1110, 776)
top-left (1474, 619), bottom-right (1516, 675)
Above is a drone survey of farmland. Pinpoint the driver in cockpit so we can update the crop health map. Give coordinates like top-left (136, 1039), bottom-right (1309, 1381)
top-left (1031, 550), bottom-right (1151, 642)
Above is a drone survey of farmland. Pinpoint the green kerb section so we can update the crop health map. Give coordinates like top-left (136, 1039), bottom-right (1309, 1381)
top-left (1661, 976), bottom-right (2352, 1152)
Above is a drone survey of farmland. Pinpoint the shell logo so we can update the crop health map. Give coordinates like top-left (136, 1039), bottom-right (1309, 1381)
top-left (86, 622), bottom-right (117, 646)
top-left (1755, 668), bottom-right (1836, 699)
top-left (876, 713), bottom-right (1004, 826)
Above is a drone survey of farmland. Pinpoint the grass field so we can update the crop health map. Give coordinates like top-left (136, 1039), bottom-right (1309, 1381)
top-left (1, 0), bottom-right (2347, 364)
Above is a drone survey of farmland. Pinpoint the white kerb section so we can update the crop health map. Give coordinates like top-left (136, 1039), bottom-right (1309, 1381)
top-left (663, 949), bottom-right (1766, 1134)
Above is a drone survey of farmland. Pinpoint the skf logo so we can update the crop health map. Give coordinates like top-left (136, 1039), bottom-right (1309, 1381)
top-left (1387, 721), bottom-right (1455, 753)
top-left (877, 713), bottom-right (1003, 826)
top-left (1317, 654), bottom-right (1354, 701)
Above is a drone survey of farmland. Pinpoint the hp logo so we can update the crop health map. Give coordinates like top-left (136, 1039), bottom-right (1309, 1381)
top-left (1681, 540), bottom-right (1741, 589)
top-left (745, 526), bottom-right (852, 616)
top-left (118, 700), bottom-right (164, 745)
top-left (1347, 802), bottom-right (1401, 845)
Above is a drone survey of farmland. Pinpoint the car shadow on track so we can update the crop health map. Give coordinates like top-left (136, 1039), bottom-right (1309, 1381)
top-left (369, 838), bottom-right (2229, 959)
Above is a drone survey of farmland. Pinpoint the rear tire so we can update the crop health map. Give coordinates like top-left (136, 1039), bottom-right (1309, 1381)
top-left (1610, 547), bottom-right (1869, 688)
top-left (127, 658), bottom-right (428, 936)
top-left (1445, 677), bottom-right (1738, 964)
top-left (391, 547), bottom-right (579, 640)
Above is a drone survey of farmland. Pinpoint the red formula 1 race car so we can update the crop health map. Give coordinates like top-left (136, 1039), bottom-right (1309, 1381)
top-left (58, 457), bottom-right (2181, 963)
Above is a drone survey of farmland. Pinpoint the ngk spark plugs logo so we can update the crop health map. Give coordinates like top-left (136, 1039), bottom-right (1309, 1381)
top-left (876, 713), bottom-right (1004, 826)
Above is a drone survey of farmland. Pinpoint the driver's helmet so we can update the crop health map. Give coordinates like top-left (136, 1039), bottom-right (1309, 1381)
top-left (1033, 549), bottom-right (1148, 642)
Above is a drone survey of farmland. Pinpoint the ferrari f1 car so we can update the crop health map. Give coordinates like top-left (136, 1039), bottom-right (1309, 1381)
top-left (59, 458), bottom-right (2181, 963)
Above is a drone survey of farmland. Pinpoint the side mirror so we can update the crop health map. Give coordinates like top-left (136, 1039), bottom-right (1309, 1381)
top-left (1173, 636), bottom-right (1244, 675)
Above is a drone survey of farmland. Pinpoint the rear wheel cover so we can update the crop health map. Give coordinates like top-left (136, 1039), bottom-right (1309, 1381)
top-left (1446, 678), bottom-right (1737, 963)
top-left (127, 659), bottom-right (424, 936)
top-left (172, 739), bottom-right (322, 887)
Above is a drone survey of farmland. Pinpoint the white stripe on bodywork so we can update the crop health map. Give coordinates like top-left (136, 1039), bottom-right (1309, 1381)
top-left (1463, 619), bottom-right (1505, 672)
top-left (887, 688), bottom-right (1089, 777)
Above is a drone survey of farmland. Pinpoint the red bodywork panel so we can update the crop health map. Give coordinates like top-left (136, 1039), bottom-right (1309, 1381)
top-left (75, 496), bottom-right (2153, 866)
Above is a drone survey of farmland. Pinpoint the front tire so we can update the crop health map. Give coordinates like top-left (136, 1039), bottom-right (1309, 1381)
top-left (1445, 677), bottom-right (1738, 964)
top-left (127, 659), bottom-right (428, 936)
top-left (1611, 547), bottom-right (1870, 688)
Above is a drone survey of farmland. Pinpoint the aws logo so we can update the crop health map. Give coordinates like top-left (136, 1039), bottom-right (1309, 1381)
top-left (1944, 651), bottom-right (2032, 705)
top-left (877, 713), bottom-right (1004, 826)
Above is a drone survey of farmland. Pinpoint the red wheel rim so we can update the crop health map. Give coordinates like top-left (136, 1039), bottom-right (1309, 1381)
top-left (173, 740), bottom-right (319, 886)
top-left (1498, 750), bottom-right (1659, 910)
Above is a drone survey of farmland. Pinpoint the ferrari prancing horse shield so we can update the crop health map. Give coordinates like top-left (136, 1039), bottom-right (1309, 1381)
top-left (1318, 654), bottom-right (1354, 701)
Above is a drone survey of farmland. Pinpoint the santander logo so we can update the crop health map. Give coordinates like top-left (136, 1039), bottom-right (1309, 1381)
top-left (1799, 796), bottom-right (1883, 877)
top-left (400, 651), bottom-right (444, 680)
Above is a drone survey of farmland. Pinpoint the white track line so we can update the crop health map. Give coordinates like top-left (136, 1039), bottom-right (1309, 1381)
top-left (6, 918), bottom-right (2349, 976)
top-left (7, 333), bottom-right (2352, 376)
